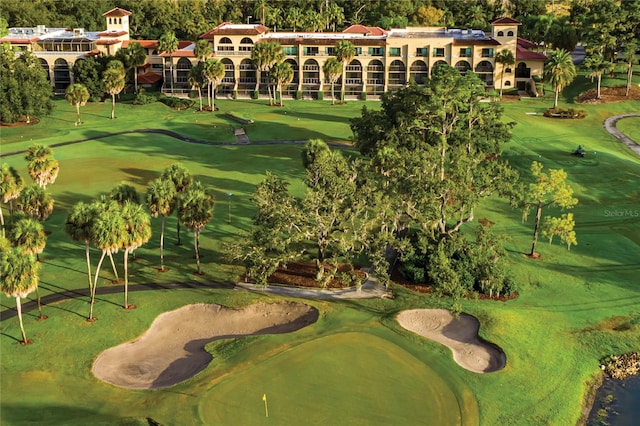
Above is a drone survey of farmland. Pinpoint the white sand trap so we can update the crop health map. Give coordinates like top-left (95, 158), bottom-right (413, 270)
top-left (92, 302), bottom-right (318, 389)
top-left (397, 309), bottom-right (505, 373)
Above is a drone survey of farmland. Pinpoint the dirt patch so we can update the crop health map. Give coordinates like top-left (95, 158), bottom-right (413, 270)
top-left (92, 302), bottom-right (318, 389)
top-left (262, 261), bottom-right (367, 289)
top-left (578, 85), bottom-right (640, 104)
top-left (397, 309), bottom-right (506, 373)
top-left (1, 117), bottom-right (40, 128)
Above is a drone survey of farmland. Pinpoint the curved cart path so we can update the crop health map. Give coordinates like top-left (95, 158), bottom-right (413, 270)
top-left (603, 113), bottom-right (640, 155)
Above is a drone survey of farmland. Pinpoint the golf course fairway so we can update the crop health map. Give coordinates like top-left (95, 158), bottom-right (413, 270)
top-left (199, 332), bottom-right (477, 425)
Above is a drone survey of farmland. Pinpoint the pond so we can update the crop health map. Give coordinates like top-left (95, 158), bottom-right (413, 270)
top-left (587, 374), bottom-right (640, 426)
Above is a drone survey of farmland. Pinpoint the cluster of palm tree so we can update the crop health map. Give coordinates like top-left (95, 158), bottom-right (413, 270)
top-left (188, 40), bottom-right (225, 112)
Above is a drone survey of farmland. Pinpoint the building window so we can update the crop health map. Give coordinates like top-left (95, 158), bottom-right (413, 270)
top-left (304, 47), bottom-right (319, 56)
top-left (433, 47), bottom-right (445, 57)
top-left (507, 30), bottom-right (514, 36)
top-left (497, 31), bottom-right (504, 36)
top-left (506, 67), bottom-right (512, 73)
top-left (389, 47), bottom-right (401, 57)
top-left (459, 47), bottom-right (471, 57)
top-left (355, 47), bottom-right (362, 56)
top-left (283, 46), bottom-right (297, 55)
top-left (416, 47), bottom-right (427, 57)
top-left (481, 48), bottom-right (494, 58)
top-left (326, 47), bottom-right (335, 56)
top-left (505, 81), bottom-right (511, 86)
top-left (368, 47), bottom-right (384, 56)
top-left (119, 18), bottom-right (122, 24)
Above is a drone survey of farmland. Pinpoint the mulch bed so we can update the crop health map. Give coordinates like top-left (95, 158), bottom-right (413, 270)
top-left (1, 117), bottom-right (40, 128)
top-left (578, 85), bottom-right (640, 104)
top-left (263, 261), bottom-right (366, 289)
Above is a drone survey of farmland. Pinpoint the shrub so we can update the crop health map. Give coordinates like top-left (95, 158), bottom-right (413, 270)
top-left (158, 96), bottom-right (194, 110)
top-left (253, 90), bottom-right (260, 100)
top-left (232, 90), bottom-right (238, 100)
top-left (340, 91), bottom-right (345, 102)
top-left (295, 90), bottom-right (302, 100)
top-left (359, 92), bottom-right (367, 101)
top-left (188, 90), bottom-right (199, 99)
top-left (132, 89), bottom-right (156, 105)
top-left (399, 263), bottom-right (425, 284)
top-left (543, 107), bottom-right (586, 119)
top-left (317, 91), bottom-right (324, 101)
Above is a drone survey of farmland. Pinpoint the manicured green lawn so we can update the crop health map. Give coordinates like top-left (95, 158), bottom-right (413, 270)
top-left (1, 72), bottom-right (639, 425)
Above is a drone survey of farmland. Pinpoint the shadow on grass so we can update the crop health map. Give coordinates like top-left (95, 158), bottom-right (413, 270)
top-left (0, 404), bottom-right (156, 426)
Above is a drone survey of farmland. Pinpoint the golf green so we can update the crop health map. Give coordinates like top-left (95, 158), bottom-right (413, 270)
top-left (198, 332), bottom-right (474, 425)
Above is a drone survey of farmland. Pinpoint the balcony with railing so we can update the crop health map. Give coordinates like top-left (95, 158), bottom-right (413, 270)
top-left (367, 78), bottom-right (384, 85)
top-left (367, 65), bottom-right (384, 72)
top-left (303, 78), bottom-right (320, 84)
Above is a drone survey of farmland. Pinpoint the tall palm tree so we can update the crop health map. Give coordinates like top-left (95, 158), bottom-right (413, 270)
top-left (193, 39), bottom-right (212, 63)
top-left (120, 201), bottom-right (151, 309)
top-left (188, 63), bottom-right (205, 111)
top-left (89, 202), bottom-right (125, 321)
top-left (202, 58), bottom-right (225, 111)
top-left (335, 40), bottom-right (356, 103)
top-left (161, 163), bottom-right (193, 245)
top-left (158, 31), bottom-right (179, 95)
top-left (303, 10), bottom-right (325, 32)
top-left (495, 49), bottom-right (515, 97)
top-left (624, 41), bottom-right (638, 97)
top-left (323, 57), bottom-right (342, 105)
top-left (10, 217), bottom-right (47, 319)
top-left (327, 2), bottom-right (345, 31)
top-left (128, 41), bottom-right (147, 93)
top-left (583, 53), bottom-right (616, 100)
top-left (103, 64), bottom-right (125, 119)
top-left (286, 7), bottom-right (303, 31)
top-left (178, 182), bottom-right (215, 275)
top-left (544, 49), bottom-right (577, 107)
top-left (1, 237), bottom-right (40, 344)
top-left (65, 201), bottom-right (97, 296)
top-left (251, 41), bottom-right (284, 105)
top-left (254, 0), bottom-right (269, 25)
top-left (25, 144), bottom-right (59, 188)
top-left (145, 177), bottom-right (176, 272)
top-left (65, 83), bottom-right (90, 126)
top-left (1, 163), bottom-right (24, 237)
top-left (270, 61), bottom-right (293, 107)
top-left (109, 182), bottom-right (140, 206)
top-left (16, 184), bottom-right (54, 222)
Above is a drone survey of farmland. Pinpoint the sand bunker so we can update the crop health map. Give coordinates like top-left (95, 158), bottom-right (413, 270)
top-left (92, 302), bottom-right (318, 389)
top-left (397, 309), bottom-right (505, 373)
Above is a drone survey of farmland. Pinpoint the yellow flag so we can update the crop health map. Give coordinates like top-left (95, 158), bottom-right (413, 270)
top-left (262, 394), bottom-right (267, 401)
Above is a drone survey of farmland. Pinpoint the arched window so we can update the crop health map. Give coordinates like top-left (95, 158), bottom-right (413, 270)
top-left (433, 60), bottom-right (448, 69)
top-left (53, 58), bottom-right (70, 90)
top-left (285, 59), bottom-right (299, 83)
top-left (118, 18), bottom-right (122, 24)
top-left (240, 37), bottom-right (253, 44)
top-left (475, 60), bottom-right (493, 73)
top-left (221, 58), bottom-right (235, 84)
top-left (39, 58), bottom-right (50, 82)
top-left (497, 31), bottom-right (504, 36)
top-left (219, 37), bottom-right (232, 44)
top-left (176, 57), bottom-right (192, 86)
top-left (507, 31), bottom-right (514, 36)
top-left (303, 59), bottom-right (320, 85)
top-left (218, 37), bottom-right (233, 52)
top-left (505, 81), bottom-right (511, 86)
top-left (109, 18), bottom-right (112, 24)
top-left (454, 60), bottom-right (471, 75)
top-left (410, 60), bottom-right (428, 84)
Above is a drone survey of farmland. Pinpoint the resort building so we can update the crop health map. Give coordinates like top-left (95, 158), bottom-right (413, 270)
top-left (1, 8), bottom-right (546, 97)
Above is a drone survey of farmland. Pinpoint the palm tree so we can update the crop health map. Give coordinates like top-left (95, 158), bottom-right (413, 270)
top-left (103, 64), bottom-right (125, 119)
top-left (65, 201), bottom-right (97, 296)
top-left (624, 41), bottom-right (638, 97)
top-left (584, 53), bottom-right (616, 100)
top-left (65, 83), bottom-right (90, 126)
top-left (161, 163), bottom-right (193, 245)
top-left (544, 49), bottom-right (577, 108)
top-left (495, 49), bottom-right (515, 97)
top-left (188, 63), bottom-right (205, 111)
top-left (193, 39), bottom-right (212, 63)
top-left (178, 182), bottom-right (215, 275)
top-left (326, 2), bottom-right (345, 31)
top-left (254, 0), bottom-right (269, 25)
top-left (251, 41), bottom-right (284, 105)
top-left (1, 163), bottom-right (24, 237)
top-left (303, 10), bottom-right (325, 32)
top-left (323, 57), bottom-right (342, 105)
top-left (128, 41), bottom-right (147, 93)
top-left (1, 237), bottom-right (40, 344)
top-left (109, 182), bottom-right (140, 206)
top-left (270, 61), bottom-right (293, 107)
top-left (120, 201), bottom-right (151, 309)
top-left (335, 40), bottom-right (356, 103)
top-left (10, 217), bottom-right (47, 319)
top-left (158, 31), bottom-right (179, 95)
top-left (145, 177), bottom-right (176, 272)
top-left (286, 7), bottom-right (303, 31)
top-left (202, 58), bottom-right (225, 111)
top-left (25, 144), bottom-right (59, 188)
top-left (89, 202), bottom-right (125, 321)
top-left (16, 184), bottom-right (54, 222)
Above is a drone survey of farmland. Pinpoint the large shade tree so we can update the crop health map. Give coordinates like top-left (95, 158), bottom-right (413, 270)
top-left (65, 83), bottom-right (90, 126)
top-left (543, 49), bottom-right (576, 107)
top-left (1, 236), bottom-right (40, 344)
top-left (158, 31), bottom-right (179, 95)
top-left (178, 182), bottom-right (214, 275)
top-left (145, 177), bottom-right (176, 272)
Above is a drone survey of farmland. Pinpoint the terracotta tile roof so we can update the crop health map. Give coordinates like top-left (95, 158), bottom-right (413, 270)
top-left (158, 50), bottom-right (195, 58)
top-left (452, 38), bottom-right (500, 46)
top-left (264, 37), bottom-right (385, 47)
top-left (84, 49), bottom-right (101, 57)
top-left (138, 72), bottom-right (162, 84)
top-left (516, 45), bottom-right (546, 61)
top-left (122, 40), bottom-right (158, 49)
top-left (1, 37), bottom-right (40, 43)
top-left (200, 22), bottom-right (269, 38)
top-left (95, 39), bottom-right (121, 45)
top-left (517, 37), bottom-right (537, 49)
top-left (491, 17), bottom-right (521, 26)
top-left (97, 30), bottom-right (128, 37)
top-left (342, 24), bottom-right (387, 36)
top-left (178, 41), bottom-right (192, 49)
top-left (102, 7), bottom-right (131, 17)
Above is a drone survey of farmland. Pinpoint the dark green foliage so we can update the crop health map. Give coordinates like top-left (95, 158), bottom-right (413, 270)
top-left (359, 92), bottom-right (367, 101)
top-left (158, 96), bottom-right (194, 110)
top-left (132, 89), bottom-right (157, 105)
top-left (295, 90), bottom-right (302, 100)
top-left (317, 91), bottom-right (324, 101)
top-left (253, 90), bottom-right (260, 100)
top-left (543, 108), bottom-right (586, 119)
top-left (72, 57), bottom-right (105, 99)
top-left (0, 48), bottom-right (53, 124)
